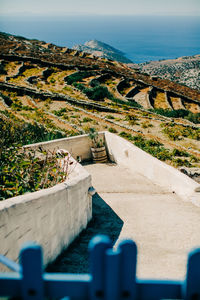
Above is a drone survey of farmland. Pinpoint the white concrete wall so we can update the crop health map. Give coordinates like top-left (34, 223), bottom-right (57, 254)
top-left (105, 132), bottom-right (200, 205)
top-left (24, 133), bottom-right (105, 162)
top-left (0, 156), bottom-right (92, 271)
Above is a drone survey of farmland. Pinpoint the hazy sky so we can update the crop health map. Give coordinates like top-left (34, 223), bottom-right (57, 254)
top-left (1, 0), bottom-right (200, 16)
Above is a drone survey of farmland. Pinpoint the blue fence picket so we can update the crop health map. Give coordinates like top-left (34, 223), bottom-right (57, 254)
top-left (0, 235), bottom-right (200, 299)
top-left (89, 235), bottom-right (111, 300)
top-left (20, 242), bottom-right (44, 300)
top-left (119, 240), bottom-right (137, 299)
top-left (184, 248), bottom-right (200, 300)
top-left (105, 248), bottom-right (121, 300)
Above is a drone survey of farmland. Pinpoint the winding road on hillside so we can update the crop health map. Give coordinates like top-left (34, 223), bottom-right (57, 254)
top-left (47, 163), bottom-right (200, 280)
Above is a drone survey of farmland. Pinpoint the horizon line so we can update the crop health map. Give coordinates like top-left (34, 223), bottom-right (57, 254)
top-left (0, 12), bottom-right (200, 17)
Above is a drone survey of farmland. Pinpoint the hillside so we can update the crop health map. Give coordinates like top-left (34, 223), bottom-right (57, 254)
top-left (73, 40), bottom-right (133, 64)
top-left (0, 31), bottom-right (199, 182)
top-left (73, 40), bottom-right (200, 91)
top-left (132, 54), bottom-right (200, 91)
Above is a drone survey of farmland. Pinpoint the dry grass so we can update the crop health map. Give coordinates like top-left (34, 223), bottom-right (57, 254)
top-left (154, 91), bottom-right (169, 109)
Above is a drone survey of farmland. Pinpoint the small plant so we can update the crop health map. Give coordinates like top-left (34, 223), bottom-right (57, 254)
top-left (172, 158), bottom-right (192, 167)
top-left (119, 131), bottom-right (134, 141)
top-left (141, 121), bottom-right (153, 129)
top-left (108, 127), bottom-right (118, 133)
top-left (172, 149), bottom-right (190, 157)
top-left (88, 128), bottom-right (104, 148)
top-left (124, 115), bottom-right (138, 122)
top-left (105, 115), bottom-right (115, 119)
top-left (82, 117), bottom-right (93, 123)
top-left (71, 115), bottom-right (79, 119)
top-left (53, 108), bottom-right (68, 117)
top-left (50, 78), bottom-right (56, 84)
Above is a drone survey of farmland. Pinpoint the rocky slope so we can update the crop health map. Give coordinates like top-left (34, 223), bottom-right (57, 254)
top-left (73, 40), bottom-right (133, 64)
top-left (130, 55), bottom-right (200, 91)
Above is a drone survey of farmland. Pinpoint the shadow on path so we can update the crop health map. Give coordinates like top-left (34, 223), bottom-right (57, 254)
top-left (46, 193), bottom-right (123, 273)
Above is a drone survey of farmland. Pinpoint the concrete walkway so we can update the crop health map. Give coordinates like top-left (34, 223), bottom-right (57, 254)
top-left (84, 163), bottom-right (200, 280)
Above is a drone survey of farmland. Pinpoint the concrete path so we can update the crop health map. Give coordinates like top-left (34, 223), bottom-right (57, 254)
top-left (84, 163), bottom-right (200, 280)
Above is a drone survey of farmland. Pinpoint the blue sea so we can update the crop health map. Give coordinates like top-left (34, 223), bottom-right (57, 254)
top-left (0, 15), bottom-right (200, 63)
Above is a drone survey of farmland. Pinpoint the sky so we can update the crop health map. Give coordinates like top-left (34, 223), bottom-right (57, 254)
top-left (0, 0), bottom-right (200, 16)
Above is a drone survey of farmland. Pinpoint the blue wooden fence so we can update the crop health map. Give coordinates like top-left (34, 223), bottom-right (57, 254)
top-left (0, 235), bottom-right (200, 299)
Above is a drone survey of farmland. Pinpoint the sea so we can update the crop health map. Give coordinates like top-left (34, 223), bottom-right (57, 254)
top-left (0, 15), bottom-right (200, 63)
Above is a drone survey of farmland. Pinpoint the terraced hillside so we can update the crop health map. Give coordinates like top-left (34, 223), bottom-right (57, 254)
top-left (0, 32), bottom-right (200, 181)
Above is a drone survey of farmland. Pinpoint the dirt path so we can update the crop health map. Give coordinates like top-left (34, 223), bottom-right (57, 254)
top-left (47, 163), bottom-right (200, 280)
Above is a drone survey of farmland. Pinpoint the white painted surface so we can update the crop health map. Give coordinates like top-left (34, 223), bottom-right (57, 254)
top-left (24, 133), bottom-right (104, 162)
top-left (0, 157), bottom-right (92, 271)
top-left (105, 132), bottom-right (200, 205)
top-left (85, 163), bottom-right (200, 280)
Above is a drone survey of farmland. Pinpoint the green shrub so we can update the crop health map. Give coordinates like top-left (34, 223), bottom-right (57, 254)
top-left (0, 64), bottom-right (7, 75)
top-left (82, 117), bottom-right (93, 123)
top-left (149, 108), bottom-right (189, 118)
top-left (172, 149), bottom-right (190, 157)
top-left (133, 136), bottom-right (171, 161)
top-left (162, 126), bottom-right (181, 141)
top-left (149, 108), bottom-right (200, 124)
top-left (162, 123), bottom-right (200, 141)
top-left (73, 82), bottom-right (86, 91)
top-left (119, 131), bottom-right (134, 141)
top-left (0, 117), bottom-right (72, 200)
top-left (0, 146), bottom-right (68, 200)
top-left (66, 71), bottom-right (93, 85)
top-left (0, 93), bottom-right (12, 106)
top-left (50, 78), bottom-right (56, 84)
top-left (172, 158), bottom-right (192, 167)
top-left (0, 116), bottom-right (66, 148)
top-left (124, 115), bottom-right (138, 121)
top-left (108, 127), bottom-right (118, 133)
top-left (111, 97), bottom-right (142, 108)
top-left (84, 85), bottom-right (110, 101)
top-left (119, 132), bottom-right (171, 161)
top-left (53, 108), bottom-right (68, 117)
top-left (141, 121), bottom-right (153, 129)
top-left (186, 112), bottom-right (200, 124)
top-left (105, 115), bottom-right (115, 119)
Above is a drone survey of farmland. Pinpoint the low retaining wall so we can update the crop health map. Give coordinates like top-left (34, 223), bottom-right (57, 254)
top-left (24, 133), bottom-right (105, 162)
top-left (0, 141), bottom-right (93, 272)
top-left (105, 132), bottom-right (200, 205)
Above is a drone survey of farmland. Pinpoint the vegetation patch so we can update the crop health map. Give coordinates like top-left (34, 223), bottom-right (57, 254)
top-left (0, 116), bottom-right (73, 200)
top-left (66, 71), bottom-right (94, 85)
top-left (82, 117), bottom-right (93, 123)
top-left (73, 82), bottom-right (110, 101)
top-left (162, 123), bottom-right (200, 141)
top-left (119, 132), bottom-right (172, 161)
top-left (149, 108), bottom-right (200, 124)
top-left (108, 127), bottom-right (118, 133)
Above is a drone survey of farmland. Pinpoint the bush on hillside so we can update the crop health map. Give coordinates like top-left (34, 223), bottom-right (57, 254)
top-left (66, 71), bottom-right (93, 85)
top-left (0, 117), bottom-right (70, 200)
top-left (149, 108), bottom-right (200, 124)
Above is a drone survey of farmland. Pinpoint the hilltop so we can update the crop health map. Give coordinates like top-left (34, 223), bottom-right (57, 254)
top-left (73, 40), bottom-right (133, 64)
top-left (0, 31), bottom-right (199, 183)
